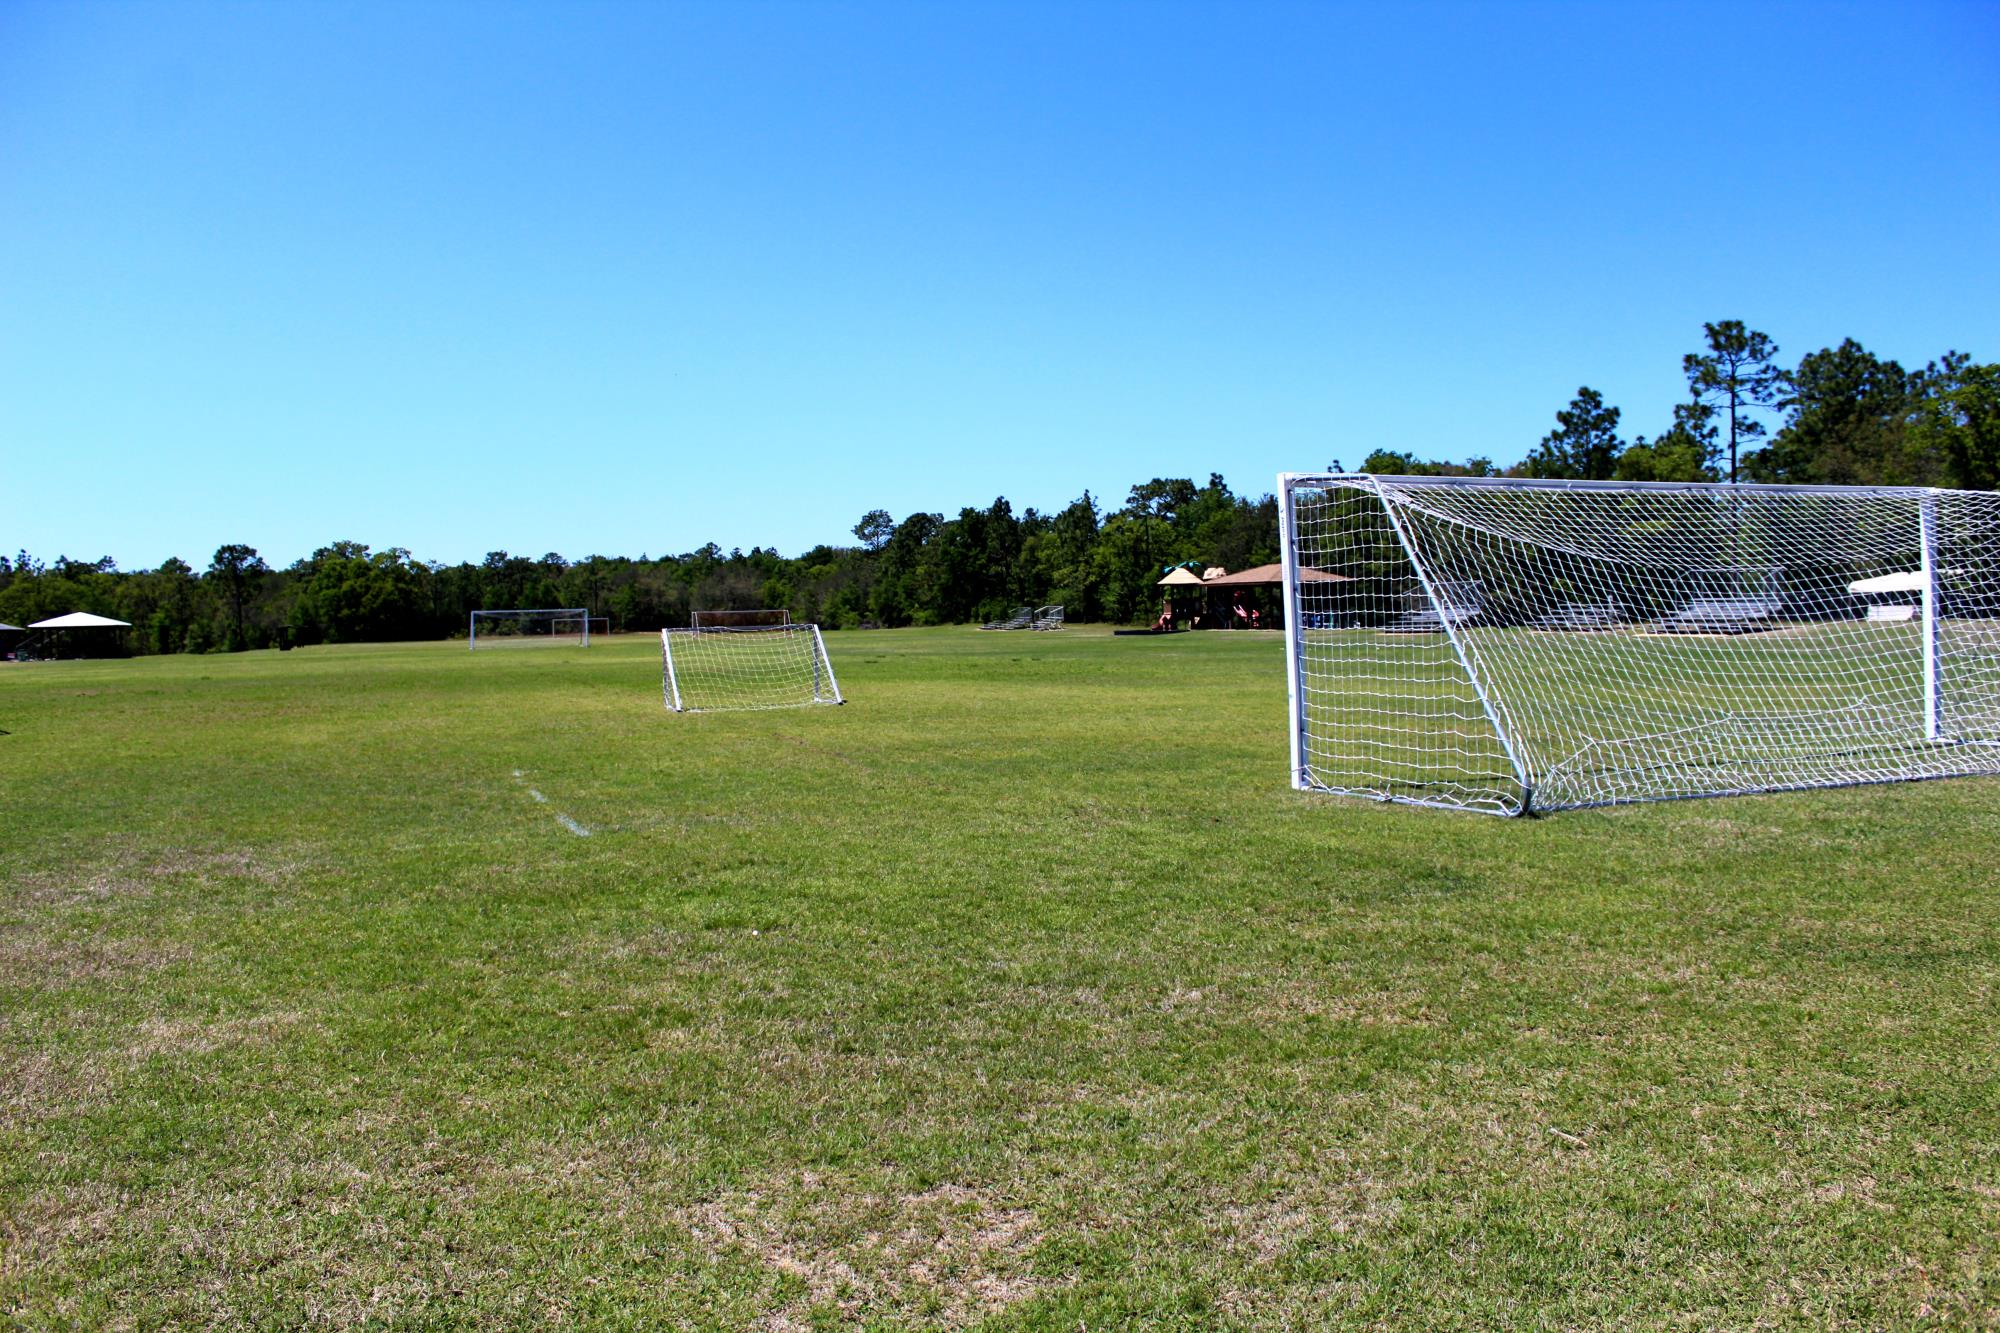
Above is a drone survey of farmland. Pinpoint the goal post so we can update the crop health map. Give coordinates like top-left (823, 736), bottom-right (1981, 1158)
top-left (661, 623), bottom-right (843, 712)
top-left (1280, 473), bottom-right (2000, 815)
top-left (469, 608), bottom-right (591, 649)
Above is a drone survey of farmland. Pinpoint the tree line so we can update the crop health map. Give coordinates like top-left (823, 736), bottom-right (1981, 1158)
top-left (5, 321), bottom-right (1993, 654)
top-left (0, 475), bottom-right (1278, 653)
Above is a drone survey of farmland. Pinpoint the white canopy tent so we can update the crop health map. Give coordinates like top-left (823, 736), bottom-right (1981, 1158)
top-left (29, 612), bottom-right (133, 629)
top-left (1844, 571), bottom-right (1932, 624)
top-left (20, 611), bottom-right (133, 660)
top-left (1847, 571), bottom-right (1925, 597)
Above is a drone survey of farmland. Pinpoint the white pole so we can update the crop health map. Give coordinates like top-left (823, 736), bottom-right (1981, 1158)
top-left (1277, 473), bottom-right (1309, 790)
top-left (1920, 492), bottom-right (1942, 741)
top-left (812, 624), bottom-right (844, 704)
top-left (469, 611), bottom-right (476, 650)
top-left (661, 629), bottom-right (684, 711)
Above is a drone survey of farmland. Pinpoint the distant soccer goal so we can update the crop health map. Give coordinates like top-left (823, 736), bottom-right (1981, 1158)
top-left (469, 608), bottom-right (591, 649)
top-left (548, 614), bottom-right (612, 643)
top-left (691, 608), bottom-right (790, 628)
top-left (1280, 473), bottom-right (2000, 815)
top-left (662, 623), bottom-right (843, 712)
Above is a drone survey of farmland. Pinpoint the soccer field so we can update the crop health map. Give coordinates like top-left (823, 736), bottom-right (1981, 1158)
top-left (3, 628), bottom-right (1996, 1328)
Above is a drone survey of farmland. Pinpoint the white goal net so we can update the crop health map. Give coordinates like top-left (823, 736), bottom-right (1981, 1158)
top-left (470, 608), bottom-right (591, 648)
top-left (1280, 473), bottom-right (2000, 815)
top-left (662, 624), bottom-right (843, 712)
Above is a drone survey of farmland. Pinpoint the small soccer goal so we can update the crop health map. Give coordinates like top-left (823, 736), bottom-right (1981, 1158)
top-left (662, 623), bottom-right (843, 712)
top-left (1280, 473), bottom-right (2000, 815)
top-left (469, 608), bottom-right (592, 649)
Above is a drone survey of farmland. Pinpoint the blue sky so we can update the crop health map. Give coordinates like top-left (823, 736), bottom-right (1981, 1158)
top-left (4, 1), bottom-right (1997, 570)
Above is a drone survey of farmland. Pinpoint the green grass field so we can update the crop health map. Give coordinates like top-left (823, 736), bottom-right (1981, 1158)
top-left (3, 628), bottom-right (1997, 1329)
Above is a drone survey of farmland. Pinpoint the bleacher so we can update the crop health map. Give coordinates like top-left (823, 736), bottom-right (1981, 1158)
top-left (1530, 600), bottom-right (1624, 632)
top-left (1381, 587), bottom-right (1483, 634)
top-left (1655, 596), bottom-right (1784, 634)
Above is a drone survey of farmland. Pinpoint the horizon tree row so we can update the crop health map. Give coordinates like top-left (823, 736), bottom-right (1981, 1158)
top-left (0, 474), bottom-right (1280, 653)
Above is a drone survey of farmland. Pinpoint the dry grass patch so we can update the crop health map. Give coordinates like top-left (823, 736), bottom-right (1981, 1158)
top-left (125, 1011), bottom-right (307, 1061)
top-left (0, 1179), bottom-right (152, 1272)
top-left (0, 928), bottom-right (193, 990)
top-left (680, 1173), bottom-right (1047, 1329)
top-left (0, 1048), bottom-right (115, 1132)
top-left (1215, 1175), bottom-right (1401, 1267)
top-left (1248, 977), bottom-right (1448, 1029)
top-left (6, 845), bottom-right (303, 910)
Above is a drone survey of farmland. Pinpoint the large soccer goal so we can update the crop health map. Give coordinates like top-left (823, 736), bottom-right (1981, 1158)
top-left (1280, 473), bottom-right (2000, 815)
top-left (662, 623), bottom-right (843, 712)
top-left (469, 608), bottom-right (591, 649)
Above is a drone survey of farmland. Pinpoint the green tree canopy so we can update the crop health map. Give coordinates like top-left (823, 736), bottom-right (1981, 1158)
top-left (1524, 387), bottom-right (1624, 480)
top-left (1684, 320), bottom-right (1785, 482)
top-left (852, 510), bottom-right (894, 552)
top-left (208, 543), bottom-right (269, 651)
top-left (1615, 400), bottom-right (1719, 482)
top-left (1747, 339), bottom-right (1914, 484)
top-left (1909, 352), bottom-right (2000, 491)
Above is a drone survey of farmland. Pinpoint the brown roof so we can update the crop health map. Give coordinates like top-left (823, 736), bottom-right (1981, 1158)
top-left (1203, 562), bottom-right (1348, 587)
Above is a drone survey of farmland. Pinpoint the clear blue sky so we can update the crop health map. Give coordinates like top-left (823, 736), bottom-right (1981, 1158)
top-left (4, 1), bottom-right (1997, 570)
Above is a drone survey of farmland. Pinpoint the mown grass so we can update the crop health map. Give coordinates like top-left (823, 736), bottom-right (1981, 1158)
top-left (2, 628), bottom-right (1996, 1329)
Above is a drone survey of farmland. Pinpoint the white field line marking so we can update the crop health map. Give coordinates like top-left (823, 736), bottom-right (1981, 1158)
top-left (513, 773), bottom-right (590, 837)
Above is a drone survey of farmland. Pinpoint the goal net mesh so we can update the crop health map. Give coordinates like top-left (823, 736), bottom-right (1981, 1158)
top-left (1283, 475), bottom-right (2000, 814)
top-left (662, 624), bottom-right (843, 712)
